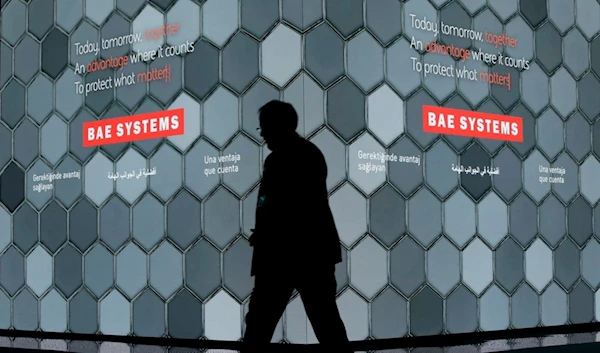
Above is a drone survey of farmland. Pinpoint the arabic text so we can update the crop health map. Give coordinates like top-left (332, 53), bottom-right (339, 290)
top-left (452, 164), bottom-right (499, 176)
top-left (108, 167), bottom-right (157, 180)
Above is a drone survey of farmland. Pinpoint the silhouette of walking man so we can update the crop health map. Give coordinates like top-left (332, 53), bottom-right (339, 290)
top-left (242, 100), bottom-right (351, 353)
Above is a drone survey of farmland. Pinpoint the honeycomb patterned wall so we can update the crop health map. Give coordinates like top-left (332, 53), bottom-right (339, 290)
top-left (1, 0), bottom-right (600, 344)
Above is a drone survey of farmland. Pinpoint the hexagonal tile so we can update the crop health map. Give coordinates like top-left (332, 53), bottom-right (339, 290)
top-left (69, 198), bottom-right (98, 255)
top-left (165, 0), bottom-right (200, 46)
top-left (40, 289), bottom-right (67, 332)
top-left (406, 90), bottom-right (439, 149)
top-left (332, 290), bottom-right (367, 341)
top-left (150, 241), bottom-right (183, 299)
top-left (477, 191), bottom-right (509, 249)
top-left (39, 201), bottom-right (67, 254)
top-left (552, 153), bottom-right (579, 204)
top-left (427, 236), bottom-right (460, 296)
top-left (523, 150), bottom-right (551, 204)
top-left (365, 0), bottom-right (401, 45)
top-left (490, 65), bottom-right (520, 112)
top-left (1, 80), bottom-right (26, 129)
top-left (576, 0), bottom-right (600, 39)
top-left (367, 84), bottom-right (404, 146)
top-left (582, 239), bottom-right (600, 289)
top-left (13, 203), bottom-right (38, 254)
top-left (133, 290), bottom-right (165, 337)
top-left (480, 285), bottom-right (510, 331)
top-left (167, 289), bottom-right (203, 339)
top-left (581, 156), bottom-right (600, 206)
top-left (261, 24), bottom-right (301, 88)
top-left (462, 237), bottom-right (493, 295)
top-left (167, 190), bottom-right (201, 251)
top-left (26, 246), bottom-right (52, 297)
top-left (203, 86), bottom-right (239, 148)
top-left (446, 285), bottom-right (478, 334)
top-left (440, 1), bottom-right (472, 49)
top-left (495, 237), bottom-right (525, 294)
top-left (116, 242), bottom-right (148, 299)
top-left (488, 0), bottom-right (518, 22)
top-left (442, 190), bottom-right (475, 249)
top-left (536, 22), bottom-right (563, 75)
top-left (458, 57), bottom-right (489, 108)
top-left (350, 236), bottom-right (387, 299)
top-left (14, 118), bottom-right (38, 169)
top-left (41, 29), bottom-right (68, 80)
top-left (131, 4), bottom-right (164, 56)
top-left (541, 283), bottom-right (568, 326)
top-left (84, 243), bottom-right (114, 299)
top-left (0, 207), bottom-right (10, 254)
top-left (324, 0), bottom-right (363, 38)
top-left (521, 63), bottom-right (549, 115)
top-left (508, 104), bottom-right (536, 158)
top-left (1, 0), bottom-right (26, 46)
top-left (347, 31), bottom-right (384, 92)
top-left (309, 128), bottom-right (346, 192)
top-left (348, 133), bottom-right (386, 195)
top-left (54, 244), bottom-right (83, 298)
top-left (330, 183), bottom-right (367, 247)
top-left (525, 238), bottom-right (553, 293)
top-left (241, 79), bottom-right (279, 142)
top-left (100, 289), bottom-right (130, 336)
top-left (539, 194), bottom-right (567, 248)
top-left (422, 52), bottom-right (456, 103)
top-left (13, 288), bottom-right (38, 331)
top-left (167, 92), bottom-right (201, 153)
top-left (40, 115), bottom-right (67, 166)
top-left (569, 282), bottom-right (595, 324)
top-left (85, 0), bottom-right (114, 26)
top-left (505, 18), bottom-right (534, 61)
top-left (222, 135), bottom-right (261, 197)
top-left (409, 286), bottom-right (443, 336)
top-left (386, 38), bottom-right (421, 98)
top-left (203, 187), bottom-right (240, 249)
top-left (426, 139), bottom-right (458, 199)
top-left (201, 0), bottom-right (239, 47)
top-left (26, 159), bottom-right (53, 211)
top-left (99, 196), bottom-right (130, 253)
top-left (579, 73), bottom-right (600, 123)
top-left (520, 0), bottom-right (548, 28)
top-left (408, 188), bottom-right (442, 248)
top-left (304, 23), bottom-right (345, 87)
top-left (0, 162), bottom-right (25, 212)
top-left (223, 237), bottom-right (253, 301)
top-left (222, 32), bottom-right (259, 95)
top-left (149, 144), bottom-right (183, 202)
top-left (99, 11), bottom-right (132, 62)
top-left (184, 140), bottom-right (219, 200)
top-left (369, 184), bottom-right (406, 248)
top-left (548, 0), bottom-right (576, 34)
top-left (0, 289), bottom-right (9, 329)
top-left (283, 73), bottom-right (325, 137)
top-left (388, 137), bottom-right (423, 197)
top-left (555, 238), bottom-right (580, 291)
top-left (597, 290), bottom-right (600, 321)
top-left (403, 0), bottom-right (437, 44)
top-left (149, 55), bottom-right (182, 106)
top-left (184, 40), bottom-right (219, 100)
top-left (240, 0), bottom-right (278, 39)
top-left (537, 110), bottom-right (565, 162)
top-left (0, 41), bottom-right (11, 90)
top-left (564, 28), bottom-right (590, 79)
top-left (27, 75), bottom-right (53, 125)
top-left (510, 193), bottom-right (538, 248)
top-left (205, 290), bottom-right (241, 340)
top-left (570, 195), bottom-right (594, 247)
top-left (281, 0), bottom-right (322, 32)
top-left (14, 35), bottom-right (39, 85)
top-left (371, 287), bottom-right (407, 339)
top-left (0, 246), bottom-right (25, 296)
top-left (0, 124), bottom-right (10, 172)
top-left (511, 284), bottom-right (540, 328)
top-left (460, 142), bottom-right (493, 201)
top-left (566, 112), bottom-right (592, 163)
top-left (327, 78), bottom-right (365, 143)
top-left (132, 193), bottom-right (164, 253)
top-left (185, 239), bottom-right (220, 300)
top-left (114, 148), bottom-right (147, 205)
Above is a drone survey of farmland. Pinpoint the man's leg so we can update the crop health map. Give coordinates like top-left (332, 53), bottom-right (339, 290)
top-left (297, 266), bottom-right (352, 352)
top-left (242, 273), bottom-right (293, 353)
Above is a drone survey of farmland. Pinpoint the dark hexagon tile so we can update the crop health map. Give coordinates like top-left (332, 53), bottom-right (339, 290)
top-left (509, 104), bottom-right (536, 158)
top-left (460, 142), bottom-right (492, 201)
top-left (184, 40), bottom-right (219, 101)
top-left (54, 244), bottom-right (83, 298)
top-left (84, 243), bottom-right (114, 299)
top-left (370, 184), bottom-right (405, 248)
top-left (408, 188), bottom-right (442, 248)
top-left (69, 110), bottom-right (97, 163)
top-left (203, 187), bottom-right (240, 250)
top-left (56, 68), bottom-right (84, 121)
top-left (495, 238), bottom-right (524, 294)
top-left (133, 290), bottom-right (166, 337)
top-left (537, 109), bottom-right (565, 162)
top-left (99, 12), bottom-right (131, 61)
top-left (490, 65), bottom-right (520, 112)
top-left (510, 193), bottom-right (538, 248)
top-left (566, 112), bottom-right (591, 163)
top-left (325, 0), bottom-right (363, 38)
top-left (535, 22), bottom-right (563, 74)
top-left (386, 38), bottom-right (421, 98)
top-left (370, 287), bottom-right (407, 339)
top-left (14, 35), bottom-right (39, 85)
top-left (582, 239), bottom-right (600, 289)
top-left (551, 153), bottom-right (579, 205)
top-left (492, 146), bottom-right (521, 202)
top-left (406, 90), bottom-right (438, 149)
top-left (520, 0), bottom-right (547, 28)
top-left (403, 0), bottom-right (437, 44)
top-left (85, 69), bottom-right (116, 116)
top-left (595, 120), bottom-right (600, 159)
top-left (568, 196), bottom-right (593, 247)
top-left (0, 162), bottom-right (25, 212)
top-left (476, 100), bottom-right (506, 155)
top-left (69, 198), bottom-right (99, 253)
top-left (40, 201), bottom-right (67, 254)
top-left (426, 139), bottom-right (459, 199)
top-left (241, 79), bottom-right (278, 142)
top-left (0, 124), bottom-right (10, 171)
top-left (185, 239), bottom-right (220, 300)
top-left (539, 195), bottom-right (567, 248)
top-left (457, 58), bottom-right (490, 110)
top-left (578, 73), bottom-right (600, 123)
top-left (446, 285), bottom-right (478, 334)
top-left (548, 0), bottom-right (575, 34)
top-left (27, 75), bottom-right (53, 125)
top-left (115, 61), bottom-right (147, 112)
top-left (282, 0), bottom-right (322, 32)
top-left (390, 236), bottom-right (425, 297)
top-left (0, 246), bottom-right (25, 296)
top-left (167, 289), bottom-right (203, 339)
top-left (149, 144), bottom-right (183, 202)
top-left (473, 9), bottom-right (503, 54)
top-left (241, 0), bottom-right (279, 40)
top-left (13, 288), bottom-right (38, 331)
top-left (28, 0), bottom-right (54, 40)
top-left (13, 203), bottom-right (38, 254)
top-left (1, 79), bottom-right (26, 129)
top-left (223, 237), bottom-right (253, 301)
top-left (326, 78), bottom-right (365, 142)
top-left (506, 17), bottom-right (535, 63)
top-left (13, 119), bottom-right (39, 169)
top-left (347, 31), bottom-right (384, 92)
top-left (522, 63), bottom-right (549, 116)
top-left (423, 52), bottom-right (456, 103)
top-left (149, 55), bottom-right (182, 106)
top-left (409, 286), bottom-right (443, 336)
top-left (69, 289), bottom-right (98, 334)
top-left (131, 99), bottom-right (163, 156)
top-left (55, 0), bottom-right (83, 33)
top-left (222, 32), bottom-right (259, 95)
top-left (554, 238), bottom-right (580, 291)
top-left (133, 193), bottom-right (164, 253)
top-left (149, 241), bottom-right (183, 300)
top-left (41, 28), bottom-right (68, 80)
top-left (100, 196), bottom-right (130, 253)
top-left (167, 190), bottom-right (201, 251)
top-left (511, 283), bottom-right (540, 329)
top-left (0, 41), bottom-right (12, 89)
top-left (488, 0), bottom-right (518, 22)
top-left (564, 28), bottom-right (590, 79)
top-left (569, 282), bottom-right (595, 324)
top-left (440, 1), bottom-right (472, 50)
top-left (305, 23), bottom-right (345, 87)
top-left (580, 156), bottom-right (600, 206)
top-left (365, 0), bottom-right (401, 46)
top-left (1, 0), bottom-right (26, 46)
top-left (388, 136), bottom-right (424, 197)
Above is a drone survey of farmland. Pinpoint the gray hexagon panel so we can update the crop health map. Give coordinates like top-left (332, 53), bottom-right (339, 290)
top-left (0, 0), bottom-right (599, 344)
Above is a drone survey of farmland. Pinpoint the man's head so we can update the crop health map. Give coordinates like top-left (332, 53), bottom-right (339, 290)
top-left (258, 100), bottom-right (299, 151)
